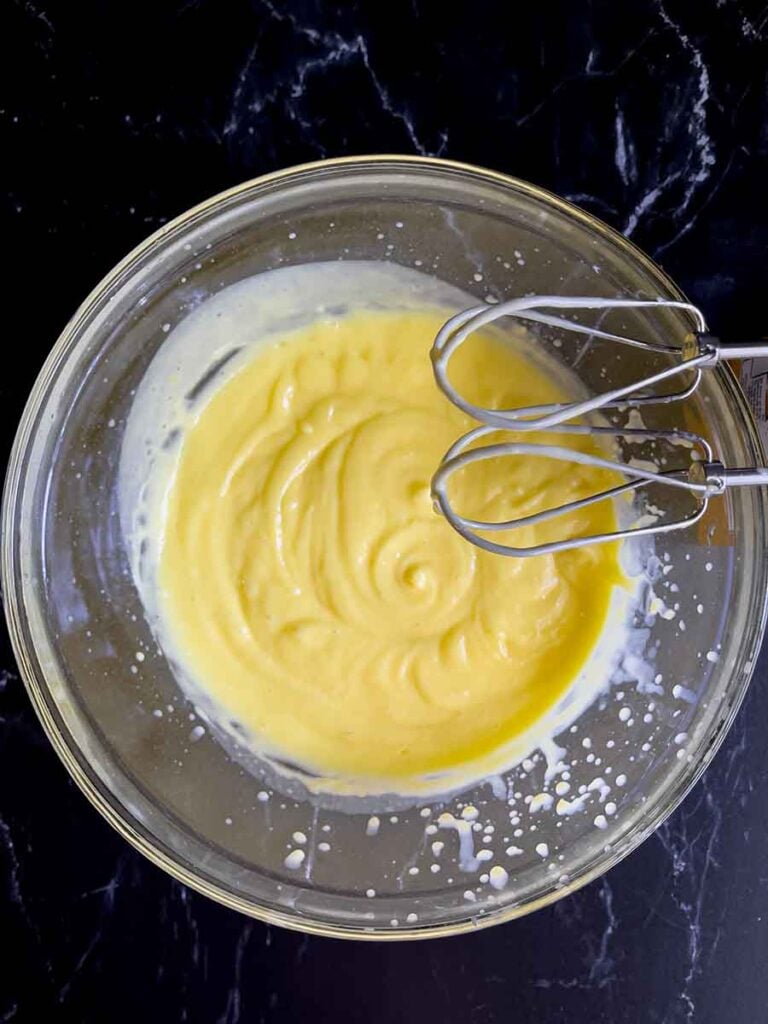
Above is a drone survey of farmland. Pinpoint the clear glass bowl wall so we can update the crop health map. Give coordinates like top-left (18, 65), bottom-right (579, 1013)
top-left (4, 158), bottom-right (767, 938)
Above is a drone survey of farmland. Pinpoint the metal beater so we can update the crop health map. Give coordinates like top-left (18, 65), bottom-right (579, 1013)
top-left (430, 296), bottom-right (768, 556)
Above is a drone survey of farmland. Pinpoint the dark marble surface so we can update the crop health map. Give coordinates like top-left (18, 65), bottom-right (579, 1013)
top-left (2, 1), bottom-right (768, 1021)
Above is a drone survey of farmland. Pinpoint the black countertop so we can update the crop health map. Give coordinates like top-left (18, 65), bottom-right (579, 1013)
top-left (3, 2), bottom-right (768, 1021)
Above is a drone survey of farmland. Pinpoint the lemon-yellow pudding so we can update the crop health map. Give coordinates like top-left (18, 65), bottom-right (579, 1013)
top-left (151, 298), bottom-right (623, 788)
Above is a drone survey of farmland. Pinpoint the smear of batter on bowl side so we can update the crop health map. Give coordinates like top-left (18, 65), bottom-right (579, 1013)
top-left (151, 300), bottom-right (625, 789)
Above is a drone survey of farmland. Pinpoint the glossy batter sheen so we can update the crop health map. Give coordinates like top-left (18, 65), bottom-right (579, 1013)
top-left (158, 308), bottom-right (622, 783)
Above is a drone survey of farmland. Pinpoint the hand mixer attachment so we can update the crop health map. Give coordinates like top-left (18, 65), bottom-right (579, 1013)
top-left (430, 295), bottom-right (768, 556)
top-left (431, 423), bottom-right (768, 557)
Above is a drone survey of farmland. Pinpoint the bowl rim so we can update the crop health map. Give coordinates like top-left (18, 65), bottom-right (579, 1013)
top-left (4, 153), bottom-right (767, 940)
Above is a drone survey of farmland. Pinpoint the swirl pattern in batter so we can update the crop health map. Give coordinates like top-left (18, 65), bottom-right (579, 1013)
top-left (156, 306), bottom-right (623, 787)
top-left (156, 299), bottom-right (626, 786)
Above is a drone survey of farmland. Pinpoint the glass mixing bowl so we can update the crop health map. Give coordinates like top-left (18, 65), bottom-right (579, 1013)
top-left (3, 156), bottom-right (767, 938)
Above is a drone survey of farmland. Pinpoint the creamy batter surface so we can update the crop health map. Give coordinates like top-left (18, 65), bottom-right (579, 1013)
top-left (136, 278), bottom-right (624, 788)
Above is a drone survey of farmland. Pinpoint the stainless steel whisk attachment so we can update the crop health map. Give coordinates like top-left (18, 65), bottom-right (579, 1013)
top-left (430, 295), bottom-right (768, 556)
top-left (431, 424), bottom-right (768, 557)
top-left (431, 295), bottom-right (765, 431)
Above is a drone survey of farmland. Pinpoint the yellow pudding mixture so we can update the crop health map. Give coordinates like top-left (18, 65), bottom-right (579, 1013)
top-left (157, 307), bottom-right (622, 784)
